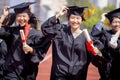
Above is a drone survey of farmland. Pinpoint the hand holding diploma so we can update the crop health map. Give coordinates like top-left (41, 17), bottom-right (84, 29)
top-left (20, 30), bottom-right (34, 54)
top-left (83, 29), bottom-right (102, 56)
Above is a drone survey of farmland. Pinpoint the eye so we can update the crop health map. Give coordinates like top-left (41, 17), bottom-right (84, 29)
top-left (77, 17), bottom-right (81, 20)
top-left (70, 16), bottom-right (75, 19)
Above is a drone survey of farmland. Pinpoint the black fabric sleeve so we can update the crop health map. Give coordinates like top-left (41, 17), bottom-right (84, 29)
top-left (41, 16), bottom-right (61, 39)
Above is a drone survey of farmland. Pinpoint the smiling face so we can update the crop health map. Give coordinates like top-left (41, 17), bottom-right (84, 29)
top-left (16, 13), bottom-right (30, 26)
top-left (111, 17), bottom-right (120, 32)
top-left (68, 14), bottom-right (82, 30)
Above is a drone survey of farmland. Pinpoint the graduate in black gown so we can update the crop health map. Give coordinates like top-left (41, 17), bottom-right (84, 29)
top-left (0, 7), bottom-right (14, 79)
top-left (91, 8), bottom-right (120, 80)
top-left (0, 2), bottom-right (51, 80)
top-left (41, 6), bottom-right (104, 80)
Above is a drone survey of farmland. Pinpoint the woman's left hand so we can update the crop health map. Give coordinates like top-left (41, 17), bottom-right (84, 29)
top-left (93, 47), bottom-right (102, 56)
top-left (23, 44), bottom-right (34, 54)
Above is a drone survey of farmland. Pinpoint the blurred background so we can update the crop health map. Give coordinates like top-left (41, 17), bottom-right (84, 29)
top-left (0, 0), bottom-right (119, 80)
top-left (0, 0), bottom-right (120, 29)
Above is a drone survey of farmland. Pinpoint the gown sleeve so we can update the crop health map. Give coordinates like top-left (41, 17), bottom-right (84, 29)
top-left (0, 39), bottom-right (7, 77)
top-left (90, 39), bottom-right (109, 68)
top-left (0, 26), bottom-right (11, 40)
top-left (109, 38), bottom-right (120, 55)
top-left (90, 23), bottom-right (110, 68)
top-left (91, 21), bottom-right (104, 39)
top-left (41, 16), bottom-right (61, 39)
top-left (117, 39), bottom-right (120, 50)
top-left (27, 30), bottom-right (51, 63)
top-left (30, 36), bottom-right (51, 63)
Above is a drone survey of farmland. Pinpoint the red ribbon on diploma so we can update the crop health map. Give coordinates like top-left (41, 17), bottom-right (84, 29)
top-left (83, 29), bottom-right (97, 56)
top-left (20, 30), bottom-right (26, 46)
top-left (86, 40), bottom-right (97, 55)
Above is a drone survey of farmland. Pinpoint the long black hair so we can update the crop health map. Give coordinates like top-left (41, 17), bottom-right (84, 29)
top-left (2, 12), bottom-right (40, 30)
top-left (28, 12), bottom-right (38, 29)
top-left (2, 13), bottom-right (16, 26)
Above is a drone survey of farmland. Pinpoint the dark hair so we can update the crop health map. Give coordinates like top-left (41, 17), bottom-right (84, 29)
top-left (2, 13), bottom-right (16, 26)
top-left (2, 12), bottom-right (39, 29)
top-left (109, 16), bottom-right (120, 23)
top-left (108, 17), bottom-right (113, 23)
top-left (28, 12), bottom-right (38, 29)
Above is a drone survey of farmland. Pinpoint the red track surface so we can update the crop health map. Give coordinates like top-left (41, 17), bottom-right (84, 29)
top-left (36, 45), bottom-right (100, 80)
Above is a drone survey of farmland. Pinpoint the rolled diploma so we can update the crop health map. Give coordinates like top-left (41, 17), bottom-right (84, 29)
top-left (82, 29), bottom-right (91, 41)
top-left (20, 30), bottom-right (26, 46)
top-left (83, 29), bottom-right (102, 56)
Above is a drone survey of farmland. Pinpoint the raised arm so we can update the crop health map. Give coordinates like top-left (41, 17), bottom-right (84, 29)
top-left (56, 6), bottom-right (68, 19)
top-left (94, 13), bottom-right (107, 31)
top-left (0, 6), bottom-right (9, 28)
top-left (91, 13), bottom-right (107, 38)
top-left (41, 6), bottom-right (68, 39)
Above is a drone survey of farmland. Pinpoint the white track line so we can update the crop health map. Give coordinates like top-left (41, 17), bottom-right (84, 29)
top-left (40, 53), bottom-right (52, 64)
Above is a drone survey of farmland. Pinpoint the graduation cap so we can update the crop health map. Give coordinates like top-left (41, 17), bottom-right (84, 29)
top-left (10, 2), bottom-right (36, 14)
top-left (105, 8), bottom-right (120, 22)
top-left (67, 6), bottom-right (88, 20)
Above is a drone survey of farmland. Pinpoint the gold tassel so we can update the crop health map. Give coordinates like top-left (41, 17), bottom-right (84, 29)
top-left (88, 9), bottom-right (92, 17)
top-left (91, 4), bottom-right (95, 15)
top-left (88, 4), bottom-right (95, 17)
top-left (83, 10), bottom-right (87, 20)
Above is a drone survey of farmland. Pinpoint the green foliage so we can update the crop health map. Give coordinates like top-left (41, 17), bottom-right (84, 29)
top-left (82, 5), bottom-right (115, 29)
top-left (82, 16), bottom-right (100, 29)
top-left (82, 8), bottom-right (101, 29)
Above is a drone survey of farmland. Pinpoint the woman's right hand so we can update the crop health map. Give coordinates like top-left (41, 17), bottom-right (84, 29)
top-left (0, 6), bottom-right (10, 27)
top-left (3, 6), bottom-right (10, 17)
top-left (56, 6), bottom-right (68, 19)
top-left (100, 13), bottom-right (107, 22)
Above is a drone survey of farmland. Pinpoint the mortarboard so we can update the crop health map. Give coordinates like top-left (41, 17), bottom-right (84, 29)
top-left (67, 6), bottom-right (88, 20)
top-left (10, 2), bottom-right (36, 14)
top-left (105, 8), bottom-right (120, 22)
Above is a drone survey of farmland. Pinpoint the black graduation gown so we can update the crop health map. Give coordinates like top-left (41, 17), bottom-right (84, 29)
top-left (41, 16), bottom-right (96, 80)
top-left (0, 25), bottom-right (51, 80)
top-left (109, 37), bottom-right (120, 80)
top-left (0, 39), bottom-right (7, 79)
top-left (91, 25), bottom-right (117, 80)
top-left (20, 27), bottom-right (51, 80)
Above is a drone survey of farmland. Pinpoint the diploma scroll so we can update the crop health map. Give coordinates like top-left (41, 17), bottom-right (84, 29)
top-left (83, 29), bottom-right (102, 56)
top-left (20, 30), bottom-right (27, 46)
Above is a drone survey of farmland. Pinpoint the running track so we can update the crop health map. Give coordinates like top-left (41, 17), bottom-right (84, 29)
top-left (36, 45), bottom-right (100, 80)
